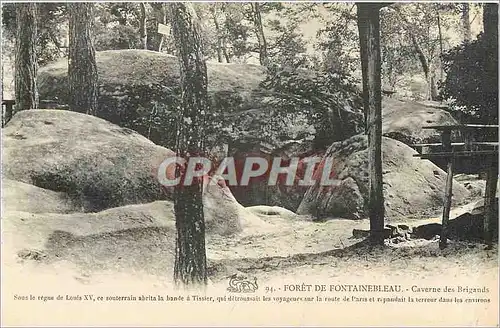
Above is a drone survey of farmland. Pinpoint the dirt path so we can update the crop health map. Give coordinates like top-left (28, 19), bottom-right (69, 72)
top-left (2, 198), bottom-right (498, 326)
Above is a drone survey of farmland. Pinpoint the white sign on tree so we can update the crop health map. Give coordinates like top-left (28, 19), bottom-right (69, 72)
top-left (157, 23), bottom-right (170, 36)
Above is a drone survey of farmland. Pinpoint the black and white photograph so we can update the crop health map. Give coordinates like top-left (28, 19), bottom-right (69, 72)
top-left (1, 1), bottom-right (498, 326)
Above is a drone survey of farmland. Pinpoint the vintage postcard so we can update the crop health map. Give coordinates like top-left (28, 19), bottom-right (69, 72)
top-left (1, 1), bottom-right (498, 326)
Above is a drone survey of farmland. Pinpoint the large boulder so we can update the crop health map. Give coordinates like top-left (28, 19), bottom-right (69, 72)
top-left (37, 49), bottom-right (360, 155)
top-left (382, 98), bottom-right (459, 145)
top-left (2, 187), bottom-right (266, 248)
top-left (38, 49), bottom-right (266, 114)
top-left (3, 109), bottom-right (174, 212)
top-left (35, 50), bottom-right (366, 211)
top-left (1, 179), bottom-right (77, 214)
top-left (2, 109), bottom-right (267, 235)
top-left (37, 49), bottom-right (267, 148)
top-left (2, 110), bottom-right (273, 276)
top-left (202, 175), bottom-right (266, 236)
top-left (297, 135), bottom-right (471, 221)
top-left (382, 98), bottom-right (495, 174)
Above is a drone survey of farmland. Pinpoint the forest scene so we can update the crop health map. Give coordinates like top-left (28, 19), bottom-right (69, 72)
top-left (1, 2), bottom-right (498, 325)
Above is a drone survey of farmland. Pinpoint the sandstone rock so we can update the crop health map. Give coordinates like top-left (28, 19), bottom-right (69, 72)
top-left (203, 175), bottom-right (266, 236)
top-left (2, 110), bottom-right (268, 242)
top-left (1, 204), bottom-right (177, 275)
top-left (246, 205), bottom-right (298, 221)
top-left (3, 189), bottom-right (271, 277)
top-left (3, 109), bottom-right (174, 212)
top-left (352, 229), bottom-right (370, 239)
top-left (2, 109), bottom-right (267, 230)
top-left (228, 140), bottom-right (322, 211)
top-left (382, 98), bottom-right (459, 145)
top-left (2, 179), bottom-right (76, 213)
top-left (297, 134), bottom-right (471, 221)
top-left (36, 51), bottom-right (363, 214)
top-left (411, 223), bottom-right (442, 240)
top-left (38, 50), bottom-right (265, 118)
top-left (37, 50), bottom-right (266, 149)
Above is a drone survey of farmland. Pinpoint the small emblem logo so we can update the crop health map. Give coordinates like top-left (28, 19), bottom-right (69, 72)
top-left (227, 273), bottom-right (258, 293)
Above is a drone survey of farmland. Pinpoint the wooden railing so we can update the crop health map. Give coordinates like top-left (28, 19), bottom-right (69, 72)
top-left (413, 124), bottom-right (499, 249)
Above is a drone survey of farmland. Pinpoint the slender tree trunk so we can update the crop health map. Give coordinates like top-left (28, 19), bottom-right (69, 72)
top-left (357, 3), bottom-right (385, 245)
top-left (396, 8), bottom-right (432, 100)
top-left (158, 22), bottom-right (165, 52)
top-left (358, 9), bottom-right (369, 129)
top-left (15, 3), bottom-right (39, 112)
top-left (151, 3), bottom-right (166, 52)
top-left (222, 44), bottom-right (230, 63)
top-left (167, 3), bottom-right (208, 288)
top-left (251, 3), bottom-right (268, 65)
top-left (68, 3), bottom-right (98, 115)
top-left (437, 10), bottom-right (444, 82)
top-left (483, 3), bottom-right (498, 130)
top-left (220, 3), bottom-right (231, 63)
top-left (211, 6), bottom-right (224, 63)
top-left (430, 74), bottom-right (438, 100)
top-left (462, 3), bottom-right (471, 42)
top-left (139, 3), bottom-right (148, 50)
top-left (483, 3), bottom-right (498, 43)
top-left (483, 156), bottom-right (498, 249)
top-left (409, 33), bottom-right (429, 82)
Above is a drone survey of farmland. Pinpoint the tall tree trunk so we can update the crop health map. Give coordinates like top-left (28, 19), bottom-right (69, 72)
top-left (167, 3), bottom-right (208, 288)
top-left (430, 74), bottom-right (438, 100)
top-left (15, 3), bottom-right (39, 112)
top-left (158, 22), bottom-right (166, 52)
top-left (250, 3), bottom-right (268, 65)
top-left (151, 2), bottom-right (166, 52)
top-left (68, 3), bottom-right (98, 115)
top-left (139, 3), bottom-right (148, 50)
top-left (222, 43), bottom-right (230, 63)
top-left (409, 33), bottom-right (429, 80)
top-left (397, 9), bottom-right (432, 99)
top-left (483, 3), bottom-right (498, 43)
top-left (220, 3), bottom-right (231, 63)
top-left (483, 3), bottom-right (498, 129)
top-left (357, 3), bottom-right (385, 245)
top-left (210, 6), bottom-right (224, 63)
top-left (462, 3), bottom-right (471, 42)
top-left (437, 10), bottom-right (444, 82)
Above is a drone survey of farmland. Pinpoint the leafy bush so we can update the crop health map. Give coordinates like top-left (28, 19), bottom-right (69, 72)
top-left (95, 24), bottom-right (141, 51)
top-left (2, 3), bottom-right (68, 65)
top-left (129, 83), bottom-right (250, 152)
top-left (260, 64), bottom-right (364, 151)
top-left (440, 33), bottom-right (498, 126)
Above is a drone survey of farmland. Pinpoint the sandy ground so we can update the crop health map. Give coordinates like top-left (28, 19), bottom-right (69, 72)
top-left (2, 197), bottom-right (498, 326)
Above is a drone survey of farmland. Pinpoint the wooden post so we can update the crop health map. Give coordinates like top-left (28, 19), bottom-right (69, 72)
top-left (2, 100), bottom-right (15, 127)
top-left (463, 128), bottom-right (473, 151)
top-left (484, 155), bottom-right (498, 249)
top-left (440, 129), bottom-right (453, 249)
top-left (357, 3), bottom-right (386, 245)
